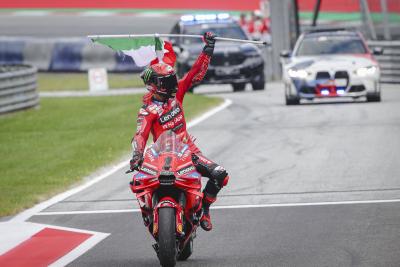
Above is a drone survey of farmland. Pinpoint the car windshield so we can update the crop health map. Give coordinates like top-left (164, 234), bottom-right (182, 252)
top-left (181, 23), bottom-right (247, 45)
top-left (296, 36), bottom-right (367, 56)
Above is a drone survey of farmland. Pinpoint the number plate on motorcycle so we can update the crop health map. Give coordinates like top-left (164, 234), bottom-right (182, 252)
top-left (215, 67), bottom-right (239, 76)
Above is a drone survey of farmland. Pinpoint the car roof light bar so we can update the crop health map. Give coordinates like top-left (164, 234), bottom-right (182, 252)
top-left (180, 13), bottom-right (230, 22)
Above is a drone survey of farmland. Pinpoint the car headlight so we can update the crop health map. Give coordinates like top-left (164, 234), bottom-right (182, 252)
top-left (355, 66), bottom-right (378, 76)
top-left (287, 69), bottom-right (309, 79)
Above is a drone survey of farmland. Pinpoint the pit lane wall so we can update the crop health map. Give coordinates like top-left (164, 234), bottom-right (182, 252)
top-left (0, 37), bottom-right (142, 72)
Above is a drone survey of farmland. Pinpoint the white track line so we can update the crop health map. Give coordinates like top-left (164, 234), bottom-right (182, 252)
top-left (10, 98), bottom-right (232, 222)
top-left (35, 198), bottom-right (400, 216)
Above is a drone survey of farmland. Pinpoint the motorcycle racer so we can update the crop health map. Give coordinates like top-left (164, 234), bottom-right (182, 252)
top-left (130, 32), bottom-right (229, 232)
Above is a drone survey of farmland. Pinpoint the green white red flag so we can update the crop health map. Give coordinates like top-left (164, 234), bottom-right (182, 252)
top-left (92, 36), bottom-right (176, 67)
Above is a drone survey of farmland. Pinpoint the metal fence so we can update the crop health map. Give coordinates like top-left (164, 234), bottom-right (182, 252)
top-left (0, 65), bottom-right (39, 114)
top-left (368, 40), bottom-right (400, 83)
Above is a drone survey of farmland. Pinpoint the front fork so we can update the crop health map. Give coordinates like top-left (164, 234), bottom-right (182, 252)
top-left (152, 196), bottom-right (185, 239)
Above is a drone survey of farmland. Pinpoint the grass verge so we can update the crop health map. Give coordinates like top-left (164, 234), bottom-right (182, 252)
top-left (0, 94), bottom-right (222, 217)
top-left (37, 72), bottom-right (144, 92)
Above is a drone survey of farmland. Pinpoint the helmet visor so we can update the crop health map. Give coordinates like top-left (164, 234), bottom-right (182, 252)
top-left (157, 75), bottom-right (178, 96)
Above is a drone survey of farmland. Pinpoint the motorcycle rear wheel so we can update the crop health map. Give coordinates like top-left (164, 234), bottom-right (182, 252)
top-left (158, 208), bottom-right (177, 267)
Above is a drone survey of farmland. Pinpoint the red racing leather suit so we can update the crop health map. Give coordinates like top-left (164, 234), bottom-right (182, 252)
top-left (132, 52), bottom-right (210, 155)
top-left (131, 51), bottom-right (229, 200)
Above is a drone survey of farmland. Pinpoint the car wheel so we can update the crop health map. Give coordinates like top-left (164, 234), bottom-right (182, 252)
top-left (232, 83), bottom-right (246, 92)
top-left (251, 73), bottom-right (265, 91)
top-left (366, 92), bottom-right (381, 102)
top-left (285, 95), bottom-right (300, 105)
top-left (251, 81), bottom-right (265, 90)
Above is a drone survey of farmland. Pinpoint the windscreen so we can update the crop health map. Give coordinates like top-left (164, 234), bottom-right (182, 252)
top-left (182, 23), bottom-right (247, 45)
top-left (296, 36), bottom-right (367, 56)
top-left (150, 131), bottom-right (188, 156)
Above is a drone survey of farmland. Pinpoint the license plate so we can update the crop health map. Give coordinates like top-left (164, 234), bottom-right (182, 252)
top-left (215, 67), bottom-right (239, 76)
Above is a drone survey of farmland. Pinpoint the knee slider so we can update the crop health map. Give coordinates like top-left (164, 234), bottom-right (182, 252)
top-left (210, 166), bottom-right (228, 188)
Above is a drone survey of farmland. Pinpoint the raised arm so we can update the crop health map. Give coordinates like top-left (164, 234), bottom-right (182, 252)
top-left (176, 32), bottom-right (216, 102)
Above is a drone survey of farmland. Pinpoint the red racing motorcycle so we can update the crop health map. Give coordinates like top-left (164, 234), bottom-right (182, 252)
top-left (129, 130), bottom-right (203, 267)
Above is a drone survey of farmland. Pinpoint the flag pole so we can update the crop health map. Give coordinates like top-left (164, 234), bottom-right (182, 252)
top-left (88, 34), bottom-right (267, 46)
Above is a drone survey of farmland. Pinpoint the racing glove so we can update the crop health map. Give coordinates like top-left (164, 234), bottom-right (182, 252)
top-left (202, 31), bottom-right (216, 56)
top-left (130, 151), bottom-right (143, 171)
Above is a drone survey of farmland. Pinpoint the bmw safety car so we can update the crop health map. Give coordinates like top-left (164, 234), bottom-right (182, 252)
top-left (170, 14), bottom-right (265, 92)
top-left (281, 29), bottom-right (382, 105)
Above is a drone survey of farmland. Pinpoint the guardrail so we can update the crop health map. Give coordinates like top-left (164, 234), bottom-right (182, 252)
top-left (368, 40), bottom-right (400, 83)
top-left (0, 65), bottom-right (39, 114)
top-left (0, 37), bottom-right (142, 72)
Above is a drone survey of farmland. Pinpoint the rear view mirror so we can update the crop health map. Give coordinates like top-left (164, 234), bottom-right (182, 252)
top-left (280, 50), bottom-right (292, 58)
top-left (372, 47), bottom-right (383, 55)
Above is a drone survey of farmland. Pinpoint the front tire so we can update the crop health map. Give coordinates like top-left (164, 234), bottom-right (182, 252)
top-left (366, 92), bottom-right (381, 102)
top-left (285, 95), bottom-right (300, 105)
top-left (158, 208), bottom-right (177, 267)
top-left (232, 83), bottom-right (246, 92)
top-left (251, 81), bottom-right (265, 90)
top-left (251, 73), bottom-right (265, 90)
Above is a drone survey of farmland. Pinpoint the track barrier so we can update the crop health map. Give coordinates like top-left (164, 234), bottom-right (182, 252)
top-left (0, 37), bottom-right (142, 73)
top-left (369, 40), bottom-right (400, 83)
top-left (0, 65), bottom-right (39, 114)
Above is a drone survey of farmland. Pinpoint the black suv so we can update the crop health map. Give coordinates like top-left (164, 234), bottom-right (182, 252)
top-left (170, 14), bottom-right (265, 92)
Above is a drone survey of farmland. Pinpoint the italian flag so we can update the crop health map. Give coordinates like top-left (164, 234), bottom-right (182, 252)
top-left (92, 36), bottom-right (176, 67)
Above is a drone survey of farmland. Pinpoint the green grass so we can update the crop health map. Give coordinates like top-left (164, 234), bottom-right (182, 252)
top-left (37, 72), bottom-right (144, 92)
top-left (0, 94), bottom-right (222, 217)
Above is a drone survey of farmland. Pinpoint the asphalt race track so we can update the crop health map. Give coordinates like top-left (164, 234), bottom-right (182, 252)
top-left (2, 12), bottom-right (400, 267)
top-left (29, 83), bottom-right (400, 267)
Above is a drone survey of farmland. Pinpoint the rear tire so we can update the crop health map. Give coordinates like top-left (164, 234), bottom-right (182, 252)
top-left (232, 83), bottom-right (246, 92)
top-left (177, 237), bottom-right (193, 261)
top-left (158, 208), bottom-right (177, 267)
top-left (366, 92), bottom-right (381, 102)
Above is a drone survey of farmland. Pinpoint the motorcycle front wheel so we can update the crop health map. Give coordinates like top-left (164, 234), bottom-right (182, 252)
top-left (158, 207), bottom-right (177, 267)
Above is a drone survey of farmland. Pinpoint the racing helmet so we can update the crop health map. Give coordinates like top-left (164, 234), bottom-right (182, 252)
top-left (140, 63), bottom-right (178, 97)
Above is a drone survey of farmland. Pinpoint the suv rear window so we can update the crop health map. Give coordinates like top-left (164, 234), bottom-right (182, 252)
top-left (296, 35), bottom-right (367, 56)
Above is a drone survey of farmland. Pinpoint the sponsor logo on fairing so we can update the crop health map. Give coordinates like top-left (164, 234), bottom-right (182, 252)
top-left (141, 166), bottom-right (157, 176)
top-left (177, 165), bottom-right (195, 176)
top-left (158, 106), bottom-right (181, 124)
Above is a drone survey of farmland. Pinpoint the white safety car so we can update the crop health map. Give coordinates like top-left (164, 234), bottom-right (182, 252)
top-left (281, 29), bottom-right (382, 105)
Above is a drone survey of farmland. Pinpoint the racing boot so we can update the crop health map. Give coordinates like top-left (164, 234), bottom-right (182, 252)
top-left (200, 194), bottom-right (216, 231)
